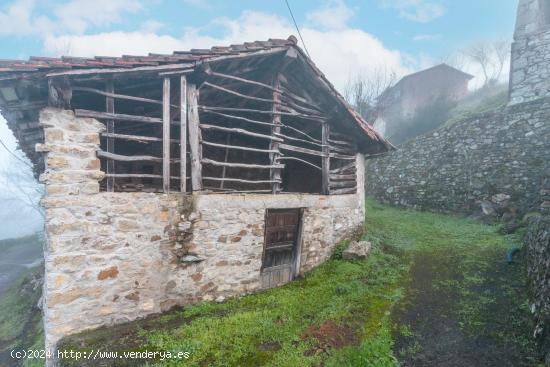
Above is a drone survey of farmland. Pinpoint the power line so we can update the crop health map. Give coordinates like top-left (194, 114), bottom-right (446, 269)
top-left (0, 137), bottom-right (33, 169)
top-left (284, 0), bottom-right (311, 59)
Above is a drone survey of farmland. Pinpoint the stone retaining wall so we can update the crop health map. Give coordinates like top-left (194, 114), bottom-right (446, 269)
top-left (366, 97), bottom-right (550, 218)
top-left (38, 108), bottom-right (366, 354)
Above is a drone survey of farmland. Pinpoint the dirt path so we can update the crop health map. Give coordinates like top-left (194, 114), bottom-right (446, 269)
top-left (392, 244), bottom-right (537, 366)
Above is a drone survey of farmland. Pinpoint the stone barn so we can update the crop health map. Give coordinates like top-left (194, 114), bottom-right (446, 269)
top-left (0, 36), bottom-right (392, 351)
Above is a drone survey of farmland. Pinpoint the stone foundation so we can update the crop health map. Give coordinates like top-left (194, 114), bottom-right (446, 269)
top-left (38, 108), bottom-right (366, 352)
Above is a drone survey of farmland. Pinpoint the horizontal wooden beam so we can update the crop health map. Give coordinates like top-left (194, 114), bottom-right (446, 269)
top-left (201, 140), bottom-right (278, 154)
top-left (97, 150), bottom-right (162, 162)
top-left (330, 173), bottom-right (357, 181)
top-left (330, 187), bottom-right (357, 195)
top-left (201, 110), bottom-right (277, 127)
top-left (199, 105), bottom-right (325, 121)
top-left (279, 143), bottom-right (325, 157)
top-left (330, 162), bottom-right (356, 174)
top-left (329, 181), bottom-right (356, 189)
top-left (330, 153), bottom-right (356, 160)
top-left (202, 81), bottom-right (275, 104)
top-left (105, 173), bottom-right (185, 179)
top-left (73, 86), bottom-right (179, 108)
top-left (276, 157), bottom-right (322, 171)
top-left (202, 177), bottom-right (281, 184)
top-left (75, 109), bottom-right (162, 124)
top-left (47, 63), bottom-right (193, 77)
top-left (200, 124), bottom-right (284, 142)
top-left (101, 132), bottom-right (178, 143)
top-left (202, 158), bottom-right (284, 170)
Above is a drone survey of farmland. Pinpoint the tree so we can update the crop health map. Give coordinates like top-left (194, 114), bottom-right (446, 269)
top-left (463, 39), bottom-right (510, 86)
top-left (343, 67), bottom-right (397, 121)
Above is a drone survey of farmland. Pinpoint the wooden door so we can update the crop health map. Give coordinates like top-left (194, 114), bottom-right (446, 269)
top-left (261, 209), bottom-right (301, 289)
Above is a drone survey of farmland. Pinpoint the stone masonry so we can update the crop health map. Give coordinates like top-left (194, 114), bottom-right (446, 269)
top-left (510, 0), bottom-right (550, 104)
top-left (38, 108), bottom-right (366, 354)
top-left (366, 97), bottom-right (550, 217)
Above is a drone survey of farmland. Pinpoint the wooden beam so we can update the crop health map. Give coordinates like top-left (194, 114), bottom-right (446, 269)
top-left (203, 177), bottom-right (281, 184)
top-left (201, 110), bottom-right (277, 127)
top-left (47, 63), bottom-right (194, 77)
top-left (97, 150), bottom-right (162, 162)
top-left (106, 80), bottom-right (115, 192)
top-left (279, 143), bottom-right (325, 157)
top-left (329, 181), bottom-right (356, 189)
top-left (162, 77), bottom-right (171, 193)
top-left (330, 162), bottom-right (356, 174)
top-left (73, 86), bottom-right (178, 107)
top-left (270, 75), bottom-right (283, 194)
top-left (201, 140), bottom-right (279, 154)
top-left (202, 158), bottom-right (283, 170)
top-left (105, 174), bottom-right (185, 179)
top-left (322, 123), bottom-right (330, 195)
top-left (180, 76), bottom-right (188, 193)
top-left (199, 106), bottom-right (325, 121)
top-left (330, 173), bottom-right (357, 181)
top-left (202, 81), bottom-right (275, 104)
top-left (200, 124), bottom-right (283, 142)
top-left (330, 187), bottom-right (357, 195)
top-left (75, 109), bottom-right (162, 124)
top-left (276, 157), bottom-right (321, 171)
top-left (101, 132), bottom-right (178, 143)
top-left (187, 83), bottom-right (202, 191)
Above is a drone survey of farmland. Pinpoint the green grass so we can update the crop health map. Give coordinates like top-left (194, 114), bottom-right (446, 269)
top-left (53, 200), bottom-right (537, 366)
top-left (0, 266), bottom-right (44, 367)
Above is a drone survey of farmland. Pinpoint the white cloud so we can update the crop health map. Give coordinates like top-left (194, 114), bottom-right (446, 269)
top-left (54, 0), bottom-right (143, 34)
top-left (306, 0), bottom-right (355, 30)
top-left (380, 0), bottom-right (446, 23)
top-left (43, 9), bottom-right (411, 93)
top-left (0, 0), bottom-right (54, 36)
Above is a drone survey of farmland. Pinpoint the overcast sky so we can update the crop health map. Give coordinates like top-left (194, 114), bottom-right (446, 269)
top-left (0, 0), bottom-right (518, 238)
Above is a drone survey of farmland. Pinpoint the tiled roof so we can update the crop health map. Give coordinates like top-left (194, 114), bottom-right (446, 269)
top-left (0, 38), bottom-right (296, 74)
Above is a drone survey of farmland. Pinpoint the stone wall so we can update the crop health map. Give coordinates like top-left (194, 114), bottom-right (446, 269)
top-left (525, 173), bottom-right (550, 365)
top-left (38, 108), bottom-right (366, 354)
top-left (510, 0), bottom-right (550, 104)
top-left (366, 97), bottom-right (550, 217)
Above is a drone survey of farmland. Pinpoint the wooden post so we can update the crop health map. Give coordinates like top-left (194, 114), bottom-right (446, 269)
top-left (321, 123), bottom-right (330, 195)
top-left (105, 80), bottom-right (115, 192)
top-left (180, 76), bottom-right (187, 193)
top-left (187, 83), bottom-right (202, 191)
top-left (162, 77), bottom-right (171, 193)
top-left (269, 75), bottom-right (283, 194)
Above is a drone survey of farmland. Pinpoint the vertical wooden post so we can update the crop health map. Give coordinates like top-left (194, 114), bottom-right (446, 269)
top-left (321, 123), bottom-right (330, 195)
top-left (269, 75), bottom-right (283, 194)
top-left (105, 80), bottom-right (115, 192)
top-left (180, 76), bottom-right (187, 193)
top-left (162, 77), bottom-right (171, 193)
top-left (187, 83), bottom-right (202, 191)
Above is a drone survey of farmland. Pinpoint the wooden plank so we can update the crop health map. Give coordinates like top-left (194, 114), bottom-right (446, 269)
top-left (330, 161), bottom-right (356, 174)
top-left (187, 83), bottom-right (202, 191)
top-left (329, 181), bottom-right (356, 189)
top-left (162, 77), bottom-right (171, 193)
top-left (201, 140), bottom-right (279, 154)
top-left (47, 63), bottom-right (194, 77)
top-left (73, 86), bottom-right (170, 106)
top-left (330, 187), bottom-right (357, 195)
top-left (330, 173), bottom-right (357, 181)
top-left (202, 158), bottom-right (284, 170)
top-left (330, 153), bottom-right (356, 160)
top-left (201, 110), bottom-right (277, 127)
top-left (279, 143), bottom-right (325, 157)
top-left (276, 157), bottom-right (321, 171)
top-left (200, 124), bottom-right (283, 142)
top-left (202, 81), bottom-right (275, 104)
top-left (206, 69), bottom-right (281, 92)
top-left (199, 106), bottom-right (325, 121)
top-left (75, 109), bottom-right (162, 123)
top-left (105, 174), bottom-right (185, 179)
top-left (105, 80), bottom-right (115, 192)
top-left (322, 123), bottom-right (330, 195)
top-left (203, 177), bottom-right (281, 184)
top-left (101, 132), bottom-right (178, 143)
top-left (282, 124), bottom-right (322, 144)
top-left (180, 76), bottom-right (188, 193)
top-left (97, 150), bottom-right (162, 162)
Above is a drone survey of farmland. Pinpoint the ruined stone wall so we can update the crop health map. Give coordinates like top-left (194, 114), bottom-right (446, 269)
top-left (510, 0), bottom-right (550, 104)
top-left (39, 108), bottom-right (366, 353)
top-left (366, 97), bottom-right (550, 217)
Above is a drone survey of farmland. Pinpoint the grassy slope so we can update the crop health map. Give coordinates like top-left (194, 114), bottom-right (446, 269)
top-left (57, 200), bottom-right (538, 367)
top-left (0, 266), bottom-right (44, 367)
